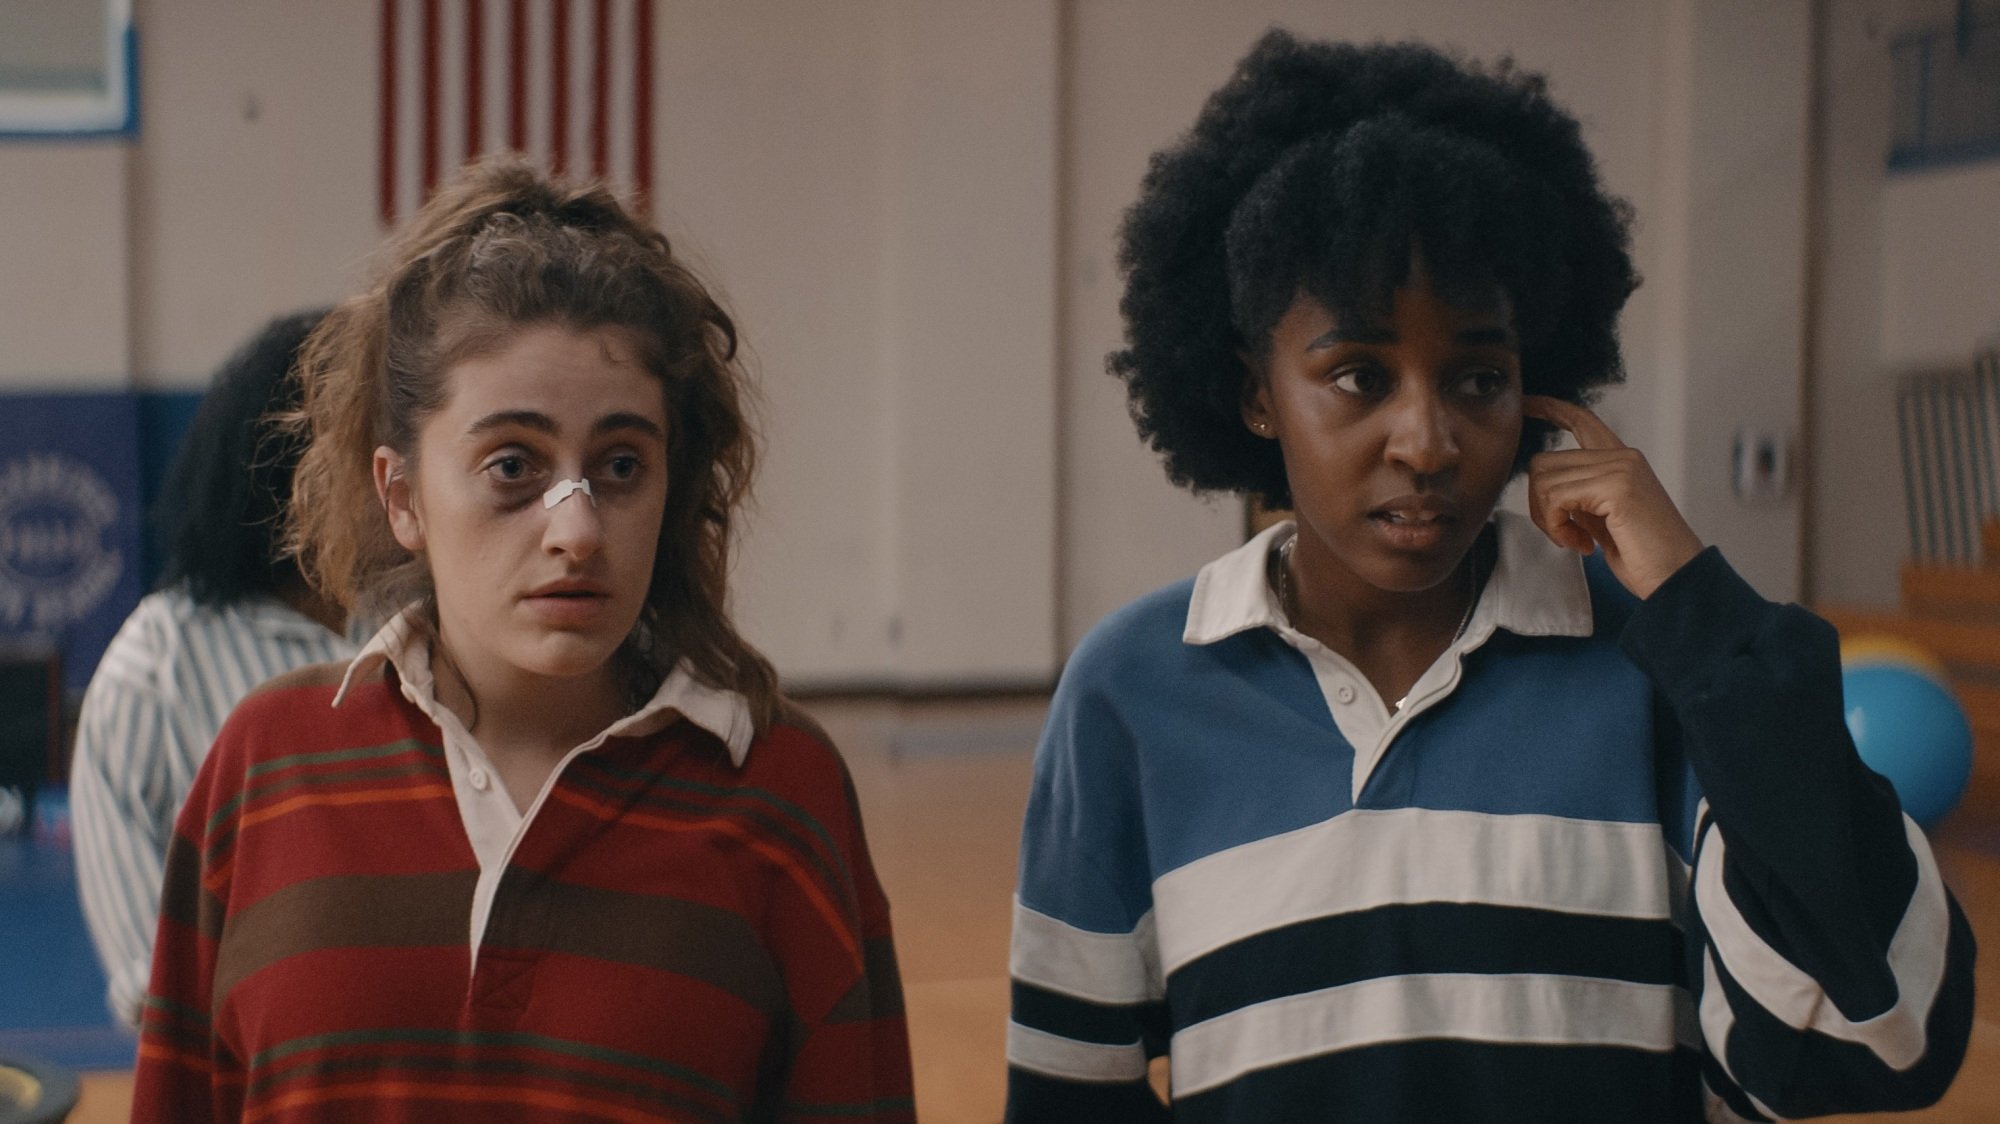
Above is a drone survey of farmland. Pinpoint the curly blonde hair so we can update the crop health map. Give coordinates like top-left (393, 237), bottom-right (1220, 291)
top-left (286, 156), bottom-right (777, 728)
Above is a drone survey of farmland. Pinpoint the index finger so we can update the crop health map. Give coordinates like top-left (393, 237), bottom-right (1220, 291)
top-left (1522, 395), bottom-right (1626, 451)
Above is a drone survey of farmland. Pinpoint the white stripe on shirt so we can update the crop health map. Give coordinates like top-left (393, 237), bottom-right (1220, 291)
top-left (1170, 972), bottom-right (1698, 1100)
top-left (1151, 806), bottom-right (1690, 977)
top-left (1011, 897), bottom-right (1162, 1006)
top-left (1700, 950), bottom-right (1784, 1122)
top-left (1694, 812), bottom-right (1949, 1070)
top-left (1007, 1020), bottom-right (1152, 1083)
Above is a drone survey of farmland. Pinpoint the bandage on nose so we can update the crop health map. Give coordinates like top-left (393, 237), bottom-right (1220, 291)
top-left (543, 478), bottom-right (594, 509)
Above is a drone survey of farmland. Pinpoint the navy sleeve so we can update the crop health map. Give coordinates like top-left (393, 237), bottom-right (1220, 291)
top-left (1005, 658), bottom-right (1172, 1123)
top-left (1621, 548), bottom-right (1975, 1119)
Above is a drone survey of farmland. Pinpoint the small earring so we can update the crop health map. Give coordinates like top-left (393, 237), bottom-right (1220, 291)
top-left (1253, 421), bottom-right (1270, 435)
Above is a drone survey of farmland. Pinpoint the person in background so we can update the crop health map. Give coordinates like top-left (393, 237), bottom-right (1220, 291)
top-left (131, 158), bottom-right (912, 1122)
top-left (70, 309), bottom-right (354, 1028)
top-left (1006, 31), bottom-right (1974, 1121)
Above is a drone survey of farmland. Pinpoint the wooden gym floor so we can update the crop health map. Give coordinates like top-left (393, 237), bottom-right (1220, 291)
top-left (56, 693), bottom-right (2000, 1122)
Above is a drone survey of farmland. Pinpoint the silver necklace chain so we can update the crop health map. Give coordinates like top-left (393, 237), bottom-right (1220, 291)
top-left (1275, 531), bottom-right (1483, 643)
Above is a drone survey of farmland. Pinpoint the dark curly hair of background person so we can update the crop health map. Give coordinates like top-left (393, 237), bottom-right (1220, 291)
top-left (1110, 29), bottom-right (1640, 510)
top-left (156, 309), bottom-right (328, 605)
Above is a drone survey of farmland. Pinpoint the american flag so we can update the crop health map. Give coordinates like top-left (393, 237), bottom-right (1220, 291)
top-left (379, 0), bottom-right (655, 224)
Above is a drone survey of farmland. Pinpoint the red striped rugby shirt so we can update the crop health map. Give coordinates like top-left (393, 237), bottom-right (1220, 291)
top-left (133, 611), bottom-right (913, 1122)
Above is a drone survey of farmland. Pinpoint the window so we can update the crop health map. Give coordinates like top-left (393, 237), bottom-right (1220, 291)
top-left (1890, 1), bottom-right (2000, 169)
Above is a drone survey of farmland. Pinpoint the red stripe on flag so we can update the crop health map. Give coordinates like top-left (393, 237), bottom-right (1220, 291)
top-left (420, 0), bottom-right (441, 197)
top-left (464, 0), bottom-right (485, 161)
top-left (384, 0), bottom-right (649, 220)
top-left (549, 0), bottom-right (570, 176)
top-left (591, 0), bottom-right (611, 178)
top-left (507, 0), bottom-right (527, 151)
top-left (380, 0), bottom-right (399, 224)
top-left (635, 0), bottom-right (653, 215)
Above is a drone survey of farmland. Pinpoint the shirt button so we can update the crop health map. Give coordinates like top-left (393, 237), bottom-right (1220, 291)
top-left (469, 768), bottom-right (491, 792)
top-left (1335, 684), bottom-right (1356, 704)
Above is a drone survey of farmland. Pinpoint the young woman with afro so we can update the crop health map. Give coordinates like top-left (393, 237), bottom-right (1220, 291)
top-left (1006, 31), bottom-right (1973, 1123)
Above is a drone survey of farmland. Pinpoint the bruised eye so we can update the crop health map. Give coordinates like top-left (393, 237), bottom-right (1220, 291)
top-left (483, 453), bottom-right (537, 485)
top-left (603, 454), bottom-right (642, 482)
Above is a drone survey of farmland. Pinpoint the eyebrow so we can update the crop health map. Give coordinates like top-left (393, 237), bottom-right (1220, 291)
top-left (466, 410), bottom-right (666, 441)
top-left (592, 412), bottom-right (667, 441)
top-left (1307, 325), bottom-right (1516, 349)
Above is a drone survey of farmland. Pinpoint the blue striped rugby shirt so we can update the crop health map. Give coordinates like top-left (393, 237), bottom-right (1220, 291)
top-left (1007, 512), bottom-right (1973, 1122)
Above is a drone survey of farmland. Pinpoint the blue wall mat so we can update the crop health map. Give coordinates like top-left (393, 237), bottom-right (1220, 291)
top-left (136, 391), bottom-right (203, 590)
top-left (0, 395), bottom-right (144, 694)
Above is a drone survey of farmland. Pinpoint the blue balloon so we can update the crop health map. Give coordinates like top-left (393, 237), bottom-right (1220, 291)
top-left (1842, 664), bottom-right (1974, 828)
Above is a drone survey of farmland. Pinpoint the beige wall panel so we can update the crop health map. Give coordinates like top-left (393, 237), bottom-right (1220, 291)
top-left (128, 0), bottom-right (377, 385)
top-left (652, 0), bottom-right (902, 684)
top-left (1881, 163), bottom-right (2000, 370)
top-left (1646, 0), bottom-right (1810, 602)
top-left (880, 0), bottom-right (1060, 684)
top-left (1811, 0), bottom-right (1903, 608)
top-left (0, 144), bottom-right (129, 387)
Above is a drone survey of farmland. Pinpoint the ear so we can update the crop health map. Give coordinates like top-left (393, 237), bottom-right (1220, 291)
top-left (374, 446), bottom-right (426, 552)
top-left (1239, 359), bottom-right (1277, 440)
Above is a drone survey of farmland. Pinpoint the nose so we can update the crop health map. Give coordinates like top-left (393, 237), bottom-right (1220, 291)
top-left (541, 487), bottom-right (605, 560)
top-left (1381, 382), bottom-right (1459, 478)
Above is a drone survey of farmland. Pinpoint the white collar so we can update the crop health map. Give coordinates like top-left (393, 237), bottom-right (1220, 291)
top-left (332, 607), bottom-right (758, 766)
top-left (1183, 509), bottom-right (1594, 647)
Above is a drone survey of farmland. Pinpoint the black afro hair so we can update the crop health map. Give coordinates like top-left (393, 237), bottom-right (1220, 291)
top-left (1110, 30), bottom-right (1639, 509)
top-left (156, 309), bottom-right (329, 605)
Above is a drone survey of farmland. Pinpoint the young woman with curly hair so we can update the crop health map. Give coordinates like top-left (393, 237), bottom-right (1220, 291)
top-left (1006, 31), bottom-right (1971, 1122)
top-left (132, 159), bottom-right (912, 1123)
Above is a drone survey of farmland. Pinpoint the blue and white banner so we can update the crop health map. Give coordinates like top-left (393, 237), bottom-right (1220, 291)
top-left (0, 394), bottom-right (144, 692)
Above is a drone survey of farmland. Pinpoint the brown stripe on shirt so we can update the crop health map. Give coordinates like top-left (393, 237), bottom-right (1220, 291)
top-left (481, 870), bottom-right (788, 1015)
top-left (160, 831), bottom-right (225, 940)
top-left (213, 870), bottom-right (478, 999)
